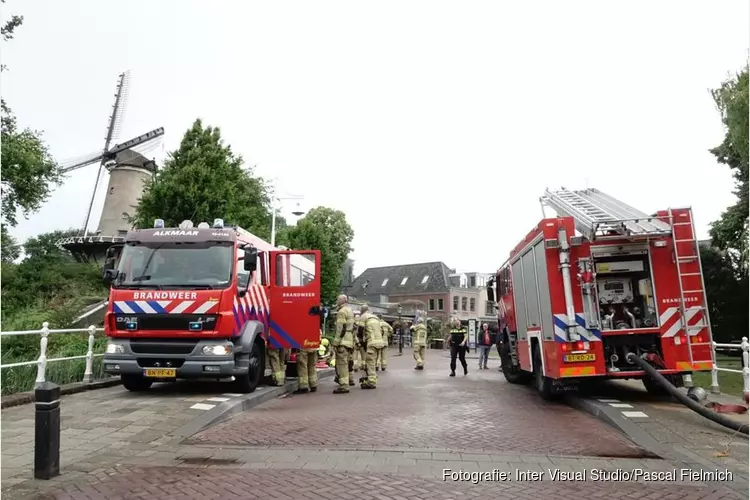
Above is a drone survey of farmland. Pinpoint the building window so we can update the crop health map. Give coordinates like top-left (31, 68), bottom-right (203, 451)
top-left (421, 275), bottom-right (429, 284)
top-left (400, 277), bottom-right (408, 286)
top-left (469, 276), bottom-right (476, 288)
top-left (381, 278), bottom-right (389, 287)
top-left (429, 299), bottom-right (435, 310)
top-left (437, 298), bottom-right (444, 311)
top-left (478, 277), bottom-right (485, 288)
top-left (485, 301), bottom-right (495, 315)
top-left (461, 297), bottom-right (467, 311)
top-left (453, 296), bottom-right (459, 311)
top-left (470, 298), bottom-right (475, 312)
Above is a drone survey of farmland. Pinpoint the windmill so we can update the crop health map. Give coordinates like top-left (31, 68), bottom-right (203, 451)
top-left (59, 71), bottom-right (165, 263)
top-left (59, 71), bottom-right (165, 236)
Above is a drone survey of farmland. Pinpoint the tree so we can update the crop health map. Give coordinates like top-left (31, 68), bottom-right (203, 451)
top-left (132, 119), bottom-right (274, 237)
top-left (708, 66), bottom-right (749, 274)
top-left (0, 2), bottom-right (62, 226)
top-left (281, 207), bottom-right (354, 306)
top-left (1, 224), bottom-right (20, 262)
top-left (22, 228), bottom-right (78, 261)
top-left (699, 245), bottom-right (748, 343)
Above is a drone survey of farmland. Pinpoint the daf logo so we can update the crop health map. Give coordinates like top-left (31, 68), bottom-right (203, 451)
top-left (195, 317), bottom-right (216, 323)
top-left (116, 317), bottom-right (138, 323)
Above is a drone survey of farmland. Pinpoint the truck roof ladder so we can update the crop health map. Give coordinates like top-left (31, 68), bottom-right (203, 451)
top-left (540, 187), bottom-right (673, 241)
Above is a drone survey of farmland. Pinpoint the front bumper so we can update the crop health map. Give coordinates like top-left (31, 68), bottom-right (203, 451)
top-left (103, 338), bottom-right (247, 378)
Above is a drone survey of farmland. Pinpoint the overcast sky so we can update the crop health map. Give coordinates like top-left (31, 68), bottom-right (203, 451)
top-left (2, 0), bottom-right (748, 276)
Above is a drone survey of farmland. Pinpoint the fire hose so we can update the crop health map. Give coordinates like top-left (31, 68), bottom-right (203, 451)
top-left (626, 353), bottom-right (748, 436)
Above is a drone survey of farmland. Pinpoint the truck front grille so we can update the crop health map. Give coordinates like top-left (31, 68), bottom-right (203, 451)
top-left (115, 314), bottom-right (218, 332)
top-left (130, 339), bottom-right (199, 355)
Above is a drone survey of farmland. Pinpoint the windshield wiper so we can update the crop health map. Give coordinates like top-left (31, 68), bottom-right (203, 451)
top-left (117, 284), bottom-right (163, 290)
top-left (132, 275), bottom-right (152, 282)
top-left (169, 284), bottom-right (216, 290)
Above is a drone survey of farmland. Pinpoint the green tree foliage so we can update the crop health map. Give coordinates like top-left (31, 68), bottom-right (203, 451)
top-left (708, 66), bottom-right (749, 273)
top-left (699, 245), bottom-right (748, 342)
top-left (1, 223), bottom-right (20, 262)
top-left (132, 119), bottom-right (274, 237)
top-left (280, 207), bottom-right (354, 306)
top-left (0, 2), bottom-right (62, 226)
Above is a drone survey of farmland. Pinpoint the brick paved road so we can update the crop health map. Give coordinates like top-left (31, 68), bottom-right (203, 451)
top-left (3, 350), bottom-right (745, 499)
top-left (188, 349), bottom-right (649, 458)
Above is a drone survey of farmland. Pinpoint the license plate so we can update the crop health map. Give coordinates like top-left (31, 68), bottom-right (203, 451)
top-left (144, 368), bottom-right (176, 378)
top-left (563, 353), bottom-right (595, 363)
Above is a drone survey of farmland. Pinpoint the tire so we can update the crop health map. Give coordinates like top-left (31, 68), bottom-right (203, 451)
top-left (235, 341), bottom-right (264, 394)
top-left (532, 345), bottom-right (559, 401)
top-left (121, 374), bottom-right (153, 392)
top-left (500, 341), bottom-right (532, 384)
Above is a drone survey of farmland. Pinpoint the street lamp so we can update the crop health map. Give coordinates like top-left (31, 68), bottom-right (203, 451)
top-left (270, 195), bottom-right (305, 247)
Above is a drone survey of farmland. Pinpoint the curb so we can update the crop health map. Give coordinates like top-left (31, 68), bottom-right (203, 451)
top-left (568, 395), bottom-right (750, 495)
top-left (1, 377), bottom-right (122, 409)
top-left (171, 368), bottom-right (335, 442)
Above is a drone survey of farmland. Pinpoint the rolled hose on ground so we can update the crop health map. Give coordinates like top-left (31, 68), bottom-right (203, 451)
top-left (626, 353), bottom-right (748, 436)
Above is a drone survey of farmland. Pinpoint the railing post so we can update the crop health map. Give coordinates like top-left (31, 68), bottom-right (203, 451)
top-left (741, 337), bottom-right (749, 404)
top-left (82, 325), bottom-right (96, 384)
top-left (35, 322), bottom-right (50, 388)
top-left (710, 341), bottom-right (720, 394)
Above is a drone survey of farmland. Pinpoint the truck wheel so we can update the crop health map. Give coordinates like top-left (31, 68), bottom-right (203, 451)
top-left (500, 342), bottom-right (531, 384)
top-left (121, 375), bottom-right (153, 392)
top-left (235, 341), bottom-right (264, 394)
top-left (532, 346), bottom-right (558, 401)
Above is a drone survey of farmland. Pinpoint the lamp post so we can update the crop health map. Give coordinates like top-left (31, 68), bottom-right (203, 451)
top-left (270, 194), bottom-right (305, 247)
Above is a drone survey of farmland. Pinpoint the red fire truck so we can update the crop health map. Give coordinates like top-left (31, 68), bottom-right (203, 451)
top-left (487, 188), bottom-right (714, 400)
top-left (101, 218), bottom-right (323, 393)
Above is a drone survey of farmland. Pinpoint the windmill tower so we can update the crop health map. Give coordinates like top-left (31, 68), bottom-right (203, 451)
top-left (59, 71), bottom-right (165, 263)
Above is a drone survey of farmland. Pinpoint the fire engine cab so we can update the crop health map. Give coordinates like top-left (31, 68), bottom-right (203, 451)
top-left (487, 188), bottom-right (714, 400)
top-left (101, 218), bottom-right (323, 393)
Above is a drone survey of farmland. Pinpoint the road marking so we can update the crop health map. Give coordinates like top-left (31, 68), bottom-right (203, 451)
top-left (622, 411), bottom-right (649, 418)
top-left (222, 393), bottom-right (243, 397)
top-left (597, 399), bottom-right (620, 403)
top-left (609, 403), bottom-right (633, 408)
top-left (190, 403), bottom-right (216, 411)
top-left (206, 397), bottom-right (230, 402)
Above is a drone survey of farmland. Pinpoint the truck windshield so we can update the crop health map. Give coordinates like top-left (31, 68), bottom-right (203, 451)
top-left (114, 242), bottom-right (233, 289)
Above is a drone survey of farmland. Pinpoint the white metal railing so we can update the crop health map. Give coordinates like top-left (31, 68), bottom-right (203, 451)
top-left (0, 322), bottom-right (105, 388)
top-left (710, 337), bottom-right (749, 398)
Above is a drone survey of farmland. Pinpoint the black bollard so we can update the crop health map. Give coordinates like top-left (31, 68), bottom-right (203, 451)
top-left (398, 328), bottom-right (403, 355)
top-left (34, 381), bottom-right (60, 480)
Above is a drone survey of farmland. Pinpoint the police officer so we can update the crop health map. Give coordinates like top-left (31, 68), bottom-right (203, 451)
top-left (376, 314), bottom-right (393, 371)
top-left (267, 347), bottom-right (285, 386)
top-left (412, 317), bottom-right (428, 370)
top-left (360, 306), bottom-right (385, 389)
top-left (333, 294), bottom-right (356, 393)
top-left (448, 317), bottom-right (468, 377)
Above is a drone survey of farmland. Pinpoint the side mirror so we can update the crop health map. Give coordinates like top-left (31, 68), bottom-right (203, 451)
top-left (243, 247), bottom-right (258, 272)
top-left (486, 278), bottom-right (495, 303)
top-left (103, 268), bottom-right (119, 285)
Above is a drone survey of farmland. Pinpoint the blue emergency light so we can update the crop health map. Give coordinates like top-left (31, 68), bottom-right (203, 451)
top-left (154, 219), bottom-right (165, 228)
top-left (188, 321), bottom-right (203, 331)
top-left (126, 321), bottom-right (138, 331)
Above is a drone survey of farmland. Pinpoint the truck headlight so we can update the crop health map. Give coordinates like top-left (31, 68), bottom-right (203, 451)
top-left (106, 342), bottom-right (124, 354)
top-left (202, 345), bottom-right (231, 356)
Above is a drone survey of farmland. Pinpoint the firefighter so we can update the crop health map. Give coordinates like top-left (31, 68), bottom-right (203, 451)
top-left (355, 314), bottom-right (367, 372)
top-left (352, 314), bottom-right (363, 371)
top-left (376, 314), bottom-right (393, 371)
top-left (448, 317), bottom-right (468, 377)
top-left (360, 306), bottom-right (385, 389)
top-left (294, 335), bottom-right (320, 394)
top-left (412, 317), bottom-right (428, 370)
top-left (333, 294), bottom-right (356, 393)
top-left (267, 347), bottom-right (285, 386)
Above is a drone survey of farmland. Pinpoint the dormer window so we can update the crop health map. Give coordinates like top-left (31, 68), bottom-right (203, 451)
top-left (421, 275), bottom-right (429, 284)
top-left (381, 278), bottom-right (389, 287)
top-left (400, 277), bottom-right (408, 286)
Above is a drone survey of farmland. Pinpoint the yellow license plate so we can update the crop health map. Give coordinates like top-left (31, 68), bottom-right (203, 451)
top-left (563, 353), bottom-right (596, 363)
top-left (144, 368), bottom-right (176, 378)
